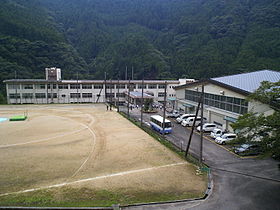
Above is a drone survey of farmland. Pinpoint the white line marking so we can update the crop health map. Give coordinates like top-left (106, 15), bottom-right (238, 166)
top-left (0, 162), bottom-right (187, 197)
top-left (70, 114), bottom-right (96, 178)
top-left (45, 109), bottom-right (97, 178)
top-left (0, 127), bottom-right (87, 148)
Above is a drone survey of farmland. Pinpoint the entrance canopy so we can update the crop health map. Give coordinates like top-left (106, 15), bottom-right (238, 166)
top-left (167, 97), bottom-right (176, 101)
top-left (182, 103), bottom-right (194, 108)
top-left (224, 116), bottom-right (237, 123)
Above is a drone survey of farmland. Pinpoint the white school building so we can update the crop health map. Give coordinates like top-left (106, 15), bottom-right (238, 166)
top-left (4, 67), bottom-right (194, 105)
top-left (174, 70), bottom-right (280, 132)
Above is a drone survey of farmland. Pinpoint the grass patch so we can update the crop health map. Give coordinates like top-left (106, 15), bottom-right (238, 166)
top-left (0, 187), bottom-right (204, 207)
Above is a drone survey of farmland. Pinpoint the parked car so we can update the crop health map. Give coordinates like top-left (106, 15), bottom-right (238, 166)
top-left (181, 116), bottom-right (207, 127)
top-left (210, 128), bottom-right (224, 139)
top-left (197, 123), bottom-right (217, 132)
top-left (234, 144), bottom-right (262, 156)
top-left (176, 114), bottom-right (196, 123)
top-left (166, 110), bottom-right (181, 118)
top-left (215, 133), bottom-right (237, 145)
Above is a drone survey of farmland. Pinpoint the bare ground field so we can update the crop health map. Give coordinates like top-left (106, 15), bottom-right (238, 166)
top-left (0, 104), bottom-right (206, 206)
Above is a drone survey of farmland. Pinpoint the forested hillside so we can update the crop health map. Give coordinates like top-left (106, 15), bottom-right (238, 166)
top-left (1, 0), bottom-right (280, 102)
top-left (0, 0), bottom-right (87, 102)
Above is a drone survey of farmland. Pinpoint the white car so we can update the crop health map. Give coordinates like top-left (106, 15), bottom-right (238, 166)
top-left (176, 114), bottom-right (195, 123)
top-left (197, 123), bottom-right (217, 132)
top-left (166, 110), bottom-right (181, 118)
top-left (181, 116), bottom-right (207, 127)
top-left (210, 128), bottom-right (223, 139)
top-left (215, 133), bottom-right (237, 145)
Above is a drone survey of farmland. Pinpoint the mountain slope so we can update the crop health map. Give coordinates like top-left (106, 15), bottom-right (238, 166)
top-left (41, 0), bottom-right (280, 80)
top-left (0, 0), bottom-right (88, 102)
top-left (1, 0), bottom-right (280, 102)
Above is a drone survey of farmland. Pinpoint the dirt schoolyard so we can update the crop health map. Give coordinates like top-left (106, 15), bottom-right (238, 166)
top-left (0, 104), bottom-right (206, 206)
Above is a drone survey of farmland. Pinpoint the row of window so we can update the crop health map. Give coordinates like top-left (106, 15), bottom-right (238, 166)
top-left (9, 92), bottom-right (173, 100)
top-left (71, 93), bottom-right (126, 98)
top-left (9, 93), bottom-right (126, 99)
top-left (185, 90), bottom-right (248, 114)
top-left (8, 83), bottom-right (173, 90)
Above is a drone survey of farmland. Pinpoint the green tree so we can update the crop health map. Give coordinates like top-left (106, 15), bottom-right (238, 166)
top-left (0, 92), bottom-right (6, 104)
top-left (232, 80), bottom-right (280, 159)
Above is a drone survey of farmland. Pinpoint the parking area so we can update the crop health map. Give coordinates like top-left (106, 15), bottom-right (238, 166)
top-left (120, 106), bottom-right (280, 210)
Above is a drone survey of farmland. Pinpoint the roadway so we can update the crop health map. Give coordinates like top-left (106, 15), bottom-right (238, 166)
top-left (120, 107), bottom-right (280, 210)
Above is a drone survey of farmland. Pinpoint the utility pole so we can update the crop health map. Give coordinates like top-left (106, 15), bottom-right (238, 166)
top-left (131, 66), bottom-right (134, 80)
top-left (162, 81), bottom-right (167, 134)
top-left (140, 78), bottom-right (144, 126)
top-left (117, 77), bottom-right (120, 112)
top-left (51, 82), bottom-right (54, 103)
top-left (76, 72), bottom-right (79, 103)
top-left (46, 82), bottom-right (48, 104)
top-left (110, 79), bottom-right (112, 106)
top-left (14, 71), bottom-right (18, 104)
top-left (127, 79), bottom-right (130, 117)
top-left (125, 66), bottom-right (128, 80)
top-left (104, 72), bottom-right (107, 103)
top-left (199, 85), bottom-right (205, 164)
top-left (185, 88), bottom-right (204, 158)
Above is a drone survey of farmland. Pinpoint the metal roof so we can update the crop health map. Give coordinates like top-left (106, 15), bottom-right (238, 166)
top-left (212, 70), bottom-right (280, 93)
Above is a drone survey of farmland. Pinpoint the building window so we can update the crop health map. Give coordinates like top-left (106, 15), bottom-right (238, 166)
top-left (82, 84), bottom-right (92, 89)
top-left (116, 84), bottom-right (126, 89)
top-left (8, 84), bottom-right (20, 89)
top-left (22, 93), bottom-right (33, 99)
top-left (116, 93), bottom-right (125, 97)
top-left (9, 93), bottom-right (20, 99)
top-left (47, 93), bottom-right (57, 98)
top-left (148, 84), bottom-right (157, 89)
top-left (94, 84), bottom-right (103, 89)
top-left (158, 92), bottom-right (165, 97)
top-left (137, 84), bottom-right (146, 89)
top-left (158, 84), bottom-right (166, 89)
top-left (47, 84), bottom-right (56, 89)
top-left (70, 93), bottom-right (81, 98)
top-left (106, 93), bottom-right (115, 98)
top-left (58, 84), bottom-right (69, 89)
top-left (70, 84), bottom-right (80, 89)
top-left (35, 93), bottom-right (46, 98)
top-left (127, 84), bottom-right (135, 89)
top-left (82, 93), bottom-right (92, 98)
top-left (47, 84), bottom-right (57, 89)
top-left (35, 84), bottom-right (45, 89)
top-left (185, 90), bottom-right (248, 114)
top-left (106, 84), bottom-right (115, 89)
top-left (23, 84), bottom-right (33, 89)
